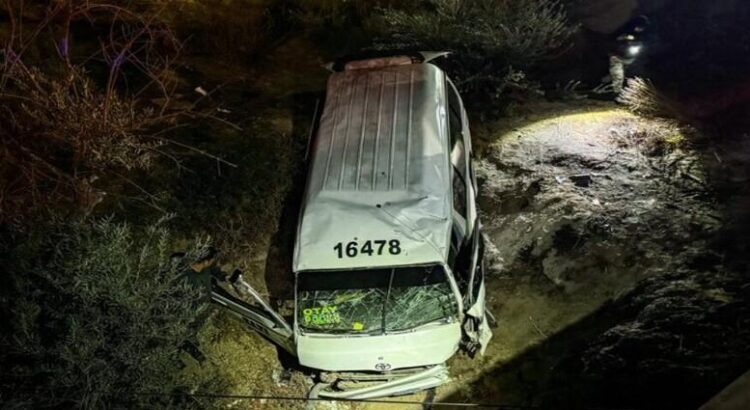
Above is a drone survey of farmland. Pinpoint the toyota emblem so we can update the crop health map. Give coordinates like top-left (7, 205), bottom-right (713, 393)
top-left (375, 362), bottom-right (392, 372)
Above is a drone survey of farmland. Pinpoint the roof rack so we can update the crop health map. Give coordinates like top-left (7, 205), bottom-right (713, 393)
top-left (328, 51), bottom-right (450, 72)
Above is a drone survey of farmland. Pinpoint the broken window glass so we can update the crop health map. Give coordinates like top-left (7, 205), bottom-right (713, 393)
top-left (385, 283), bottom-right (457, 332)
top-left (297, 266), bottom-right (458, 334)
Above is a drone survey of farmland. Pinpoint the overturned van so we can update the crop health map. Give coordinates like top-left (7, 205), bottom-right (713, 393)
top-left (212, 54), bottom-right (492, 399)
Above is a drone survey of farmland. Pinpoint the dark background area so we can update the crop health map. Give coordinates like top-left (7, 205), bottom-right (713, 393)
top-left (566, 0), bottom-right (750, 119)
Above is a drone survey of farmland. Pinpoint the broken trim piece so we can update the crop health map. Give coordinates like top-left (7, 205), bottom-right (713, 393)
top-left (310, 364), bottom-right (450, 400)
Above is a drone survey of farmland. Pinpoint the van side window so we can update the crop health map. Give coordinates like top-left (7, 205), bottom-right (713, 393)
top-left (449, 106), bottom-right (462, 150)
top-left (447, 81), bottom-right (466, 179)
top-left (472, 254), bottom-right (484, 301)
top-left (453, 165), bottom-right (467, 218)
top-left (448, 80), bottom-right (468, 223)
top-left (471, 229), bottom-right (484, 301)
top-left (447, 81), bottom-right (463, 146)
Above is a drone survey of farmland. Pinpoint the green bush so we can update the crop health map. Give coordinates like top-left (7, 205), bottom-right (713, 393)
top-left (0, 218), bottom-right (210, 409)
top-left (371, 0), bottom-right (577, 107)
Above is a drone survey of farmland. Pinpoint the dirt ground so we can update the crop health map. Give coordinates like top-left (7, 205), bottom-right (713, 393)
top-left (440, 102), bottom-right (739, 409)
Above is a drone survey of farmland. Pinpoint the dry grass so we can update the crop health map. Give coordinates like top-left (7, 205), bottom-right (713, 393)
top-left (1, 66), bottom-right (165, 215)
top-left (630, 119), bottom-right (689, 156)
top-left (375, 0), bottom-right (575, 61)
top-left (619, 77), bottom-right (683, 120)
top-left (160, 0), bottom-right (278, 60)
top-left (295, 0), bottom-right (399, 27)
top-left (0, 1), bottom-right (229, 223)
top-left (618, 78), bottom-right (703, 154)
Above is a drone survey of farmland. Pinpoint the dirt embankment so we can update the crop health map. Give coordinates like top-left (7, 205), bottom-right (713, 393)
top-left (441, 101), bottom-right (749, 409)
top-left (477, 105), bottom-right (719, 294)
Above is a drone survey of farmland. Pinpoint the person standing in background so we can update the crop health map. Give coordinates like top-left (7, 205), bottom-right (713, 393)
top-left (608, 15), bottom-right (650, 97)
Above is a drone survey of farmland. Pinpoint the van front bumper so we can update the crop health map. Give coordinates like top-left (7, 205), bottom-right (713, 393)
top-left (310, 364), bottom-right (450, 400)
top-left (297, 322), bottom-right (461, 371)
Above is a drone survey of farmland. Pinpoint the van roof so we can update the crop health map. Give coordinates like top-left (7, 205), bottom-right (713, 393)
top-left (293, 63), bottom-right (453, 272)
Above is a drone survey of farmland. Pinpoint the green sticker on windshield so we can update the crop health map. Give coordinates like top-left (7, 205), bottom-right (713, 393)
top-left (303, 306), bottom-right (341, 326)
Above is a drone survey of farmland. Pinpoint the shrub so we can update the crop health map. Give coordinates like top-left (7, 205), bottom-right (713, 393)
top-left (0, 217), bottom-right (211, 409)
top-left (294, 0), bottom-right (397, 28)
top-left (0, 65), bottom-right (168, 219)
top-left (371, 0), bottom-right (577, 107)
top-left (619, 77), bottom-right (683, 120)
top-left (162, 0), bottom-right (279, 60)
top-left (0, 1), bottom-right (208, 223)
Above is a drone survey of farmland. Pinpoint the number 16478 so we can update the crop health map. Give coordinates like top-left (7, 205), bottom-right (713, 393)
top-left (334, 240), bottom-right (401, 259)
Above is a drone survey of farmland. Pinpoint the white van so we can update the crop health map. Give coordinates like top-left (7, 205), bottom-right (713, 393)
top-left (212, 54), bottom-right (492, 399)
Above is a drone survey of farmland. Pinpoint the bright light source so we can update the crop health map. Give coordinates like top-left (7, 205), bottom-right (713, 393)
top-left (628, 45), bottom-right (643, 56)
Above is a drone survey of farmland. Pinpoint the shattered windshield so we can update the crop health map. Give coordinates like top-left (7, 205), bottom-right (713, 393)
top-left (297, 265), bottom-right (458, 334)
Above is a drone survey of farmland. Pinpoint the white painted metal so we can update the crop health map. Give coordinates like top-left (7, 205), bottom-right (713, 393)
top-left (293, 63), bottom-right (452, 272)
top-left (211, 288), bottom-right (295, 354)
top-left (297, 321), bottom-right (461, 371)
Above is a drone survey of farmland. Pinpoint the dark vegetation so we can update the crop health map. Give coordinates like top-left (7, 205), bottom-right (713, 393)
top-left (0, 2), bottom-right (183, 223)
top-left (1, 0), bottom-right (749, 408)
top-left (0, 2), bottom-right (220, 408)
top-left (371, 0), bottom-right (577, 108)
top-left (1, 218), bottom-right (210, 409)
